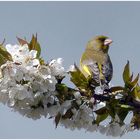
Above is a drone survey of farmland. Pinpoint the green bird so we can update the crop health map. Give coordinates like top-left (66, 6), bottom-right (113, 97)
top-left (80, 35), bottom-right (113, 91)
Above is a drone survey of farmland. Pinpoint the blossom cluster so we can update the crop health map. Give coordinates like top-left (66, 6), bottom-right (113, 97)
top-left (60, 121), bottom-right (133, 137)
top-left (0, 44), bottom-right (64, 119)
top-left (59, 94), bottom-right (134, 137)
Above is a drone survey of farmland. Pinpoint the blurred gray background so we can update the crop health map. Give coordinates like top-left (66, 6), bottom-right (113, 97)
top-left (0, 1), bottom-right (140, 138)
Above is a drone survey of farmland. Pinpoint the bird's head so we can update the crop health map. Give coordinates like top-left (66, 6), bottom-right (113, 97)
top-left (86, 35), bottom-right (113, 53)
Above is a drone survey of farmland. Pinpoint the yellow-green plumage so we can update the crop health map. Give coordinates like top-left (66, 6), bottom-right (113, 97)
top-left (80, 35), bottom-right (113, 89)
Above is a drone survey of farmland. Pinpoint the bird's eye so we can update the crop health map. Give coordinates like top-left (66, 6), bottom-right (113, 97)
top-left (99, 38), bottom-right (106, 42)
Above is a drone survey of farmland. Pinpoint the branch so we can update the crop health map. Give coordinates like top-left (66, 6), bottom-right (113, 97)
top-left (0, 35), bottom-right (139, 137)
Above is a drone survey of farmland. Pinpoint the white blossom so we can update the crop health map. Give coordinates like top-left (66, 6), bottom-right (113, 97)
top-left (105, 122), bottom-right (123, 137)
top-left (73, 92), bottom-right (81, 99)
top-left (90, 97), bottom-right (95, 104)
top-left (49, 58), bottom-right (65, 77)
top-left (60, 100), bottom-right (72, 115)
top-left (67, 65), bottom-right (76, 72)
top-left (47, 105), bottom-right (60, 117)
top-left (5, 44), bottom-right (40, 70)
top-left (86, 124), bottom-right (98, 132)
top-left (98, 125), bottom-right (107, 134)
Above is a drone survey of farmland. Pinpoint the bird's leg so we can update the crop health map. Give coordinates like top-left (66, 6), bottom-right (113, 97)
top-left (100, 80), bottom-right (111, 95)
top-left (103, 86), bottom-right (111, 95)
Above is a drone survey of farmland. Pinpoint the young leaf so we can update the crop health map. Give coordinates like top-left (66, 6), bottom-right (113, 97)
top-left (0, 45), bottom-right (12, 60)
top-left (95, 107), bottom-right (109, 125)
top-left (131, 84), bottom-right (140, 101)
top-left (56, 83), bottom-right (69, 94)
top-left (96, 113), bottom-right (108, 125)
top-left (39, 57), bottom-right (45, 65)
top-left (130, 73), bottom-right (133, 82)
top-left (62, 109), bottom-right (73, 119)
top-left (123, 61), bottom-right (130, 84)
top-left (116, 108), bottom-right (129, 123)
top-left (130, 74), bottom-right (139, 88)
top-left (29, 34), bottom-right (41, 58)
top-left (55, 112), bottom-right (61, 128)
top-left (131, 113), bottom-right (140, 129)
top-left (0, 54), bottom-right (7, 66)
top-left (106, 99), bottom-right (119, 119)
top-left (94, 107), bottom-right (108, 115)
top-left (0, 45), bottom-right (13, 66)
top-left (17, 37), bottom-right (28, 45)
top-left (70, 64), bottom-right (90, 92)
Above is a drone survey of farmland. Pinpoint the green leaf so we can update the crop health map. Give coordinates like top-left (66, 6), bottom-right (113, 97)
top-left (117, 108), bottom-right (129, 123)
top-left (123, 61), bottom-right (130, 84)
top-left (62, 109), bottom-right (73, 119)
top-left (56, 83), bottom-right (68, 94)
top-left (130, 74), bottom-right (139, 87)
top-left (96, 113), bottom-right (108, 125)
top-left (0, 45), bottom-right (13, 66)
top-left (106, 99), bottom-right (119, 119)
top-left (29, 34), bottom-right (41, 58)
top-left (123, 61), bottom-right (139, 90)
top-left (70, 64), bottom-right (93, 97)
top-left (55, 112), bottom-right (61, 128)
top-left (39, 57), bottom-right (45, 65)
top-left (0, 54), bottom-right (7, 66)
top-left (131, 113), bottom-right (140, 129)
top-left (70, 64), bottom-right (90, 91)
top-left (131, 84), bottom-right (140, 101)
top-left (56, 83), bottom-right (77, 103)
top-left (130, 73), bottom-right (133, 82)
top-left (95, 107), bottom-right (109, 125)
top-left (0, 45), bottom-right (12, 61)
top-left (95, 107), bottom-right (108, 115)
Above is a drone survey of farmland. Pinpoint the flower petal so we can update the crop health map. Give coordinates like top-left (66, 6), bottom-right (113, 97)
top-left (29, 50), bottom-right (37, 59)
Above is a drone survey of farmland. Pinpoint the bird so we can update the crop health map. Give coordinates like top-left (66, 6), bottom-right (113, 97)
top-left (80, 35), bottom-right (113, 92)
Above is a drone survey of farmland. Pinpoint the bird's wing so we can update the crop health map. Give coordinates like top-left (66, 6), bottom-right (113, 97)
top-left (102, 56), bottom-right (113, 83)
top-left (82, 59), bottom-right (100, 84)
top-left (81, 51), bottom-right (113, 85)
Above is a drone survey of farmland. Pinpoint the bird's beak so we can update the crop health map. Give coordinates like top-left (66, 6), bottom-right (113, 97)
top-left (104, 38), bottom-right (113, 46)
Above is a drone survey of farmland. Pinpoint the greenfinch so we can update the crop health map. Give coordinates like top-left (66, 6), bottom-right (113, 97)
top-left (80, 35), bottom-right (113, 91)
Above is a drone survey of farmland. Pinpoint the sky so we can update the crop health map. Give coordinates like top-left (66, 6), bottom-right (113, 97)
top-left (0, 1), bottom-right (140, 138)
